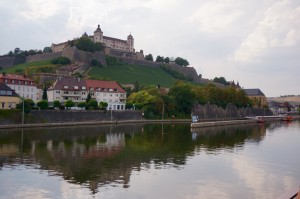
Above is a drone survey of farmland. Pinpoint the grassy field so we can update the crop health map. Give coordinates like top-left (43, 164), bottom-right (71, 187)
top-left (0, 60), bottom-right (56, 74)
top-left (88, 64), bottom-right (177, 87)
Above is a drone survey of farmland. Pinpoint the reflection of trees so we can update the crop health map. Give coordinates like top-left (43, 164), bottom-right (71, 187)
top-left (0, 123), bottom-right (267, 194)
top-left (191, 124), bottom-right (267, 150)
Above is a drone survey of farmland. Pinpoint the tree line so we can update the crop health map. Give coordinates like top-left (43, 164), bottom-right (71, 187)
top-left (126, 81), bottom-right (252, 119)
top-left (145, 54), bottom-right (189, 67)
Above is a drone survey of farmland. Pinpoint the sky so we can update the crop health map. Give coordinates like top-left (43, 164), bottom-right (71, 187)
top-left (0, 0), bottom-right (299, 97)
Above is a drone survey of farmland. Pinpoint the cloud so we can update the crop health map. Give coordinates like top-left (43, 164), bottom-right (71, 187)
top-left (186, 0), bottom-right (243, 33)
top-left (21, 0), bottom-right (61, 20)
top-left (234, 0), bottom-right (300, 62)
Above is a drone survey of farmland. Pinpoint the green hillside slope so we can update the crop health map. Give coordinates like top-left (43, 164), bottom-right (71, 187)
top-left (88, 64), bottom-right (177, 87)
top-left (0, 60), bottom-right (56, 74)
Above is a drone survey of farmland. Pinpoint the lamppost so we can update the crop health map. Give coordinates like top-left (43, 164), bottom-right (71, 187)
top-left (162, 103), bottom-right (164, 121)
top-left (22, 96), bottom-right (24, 125)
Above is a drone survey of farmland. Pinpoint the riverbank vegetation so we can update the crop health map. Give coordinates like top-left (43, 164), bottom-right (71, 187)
top-left (127, 81), bottom-right (252, 119)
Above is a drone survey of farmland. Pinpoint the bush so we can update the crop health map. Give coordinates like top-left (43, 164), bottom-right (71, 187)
top-left (77, 101), bottom-right (87, 108)
top-left (65, 100), bottom-right (75, 109)
top-left (91, 59), bottom-right (102, 67)
top-left (51, 56), bottom-right (71, 65)
top-left (37, 100), bottom-right (49, 109)
top-left (105, 56), bottom-right (119, 66)
top-left (53, 100), bottom-right (61, 108)
top-left (87, 99), bottom-right (98, 110)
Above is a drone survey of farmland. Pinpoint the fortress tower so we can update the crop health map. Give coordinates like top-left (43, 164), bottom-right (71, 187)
top-left (127, 34), bottom-right (134, 52)
top-left (93, 25), bottom-right (103, 43)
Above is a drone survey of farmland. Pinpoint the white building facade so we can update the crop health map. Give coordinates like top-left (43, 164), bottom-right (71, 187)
top-left (0, 73), bottom-right (38, 102)
top-left (47, 77), bottom-right (126, 110)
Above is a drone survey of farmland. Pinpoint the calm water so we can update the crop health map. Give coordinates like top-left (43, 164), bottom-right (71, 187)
top-left (0, 121), bottom-right (299, 199)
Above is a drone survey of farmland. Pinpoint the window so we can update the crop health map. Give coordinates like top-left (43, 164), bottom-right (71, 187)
top-left (4, 79), bottom-right (7, 83)
top-left (64, 86), bottom-right (68, 89)
top-left (12, 80), bottom-right (15, 83)
top-left (25, 81), bottom-right (27, 85)
top-left (1, 102), bottom-right (5, 108)
top-left (0, 90), bottom-right (5, 95)
top-left (56, 91), bottom-right (60, 94)
top-left (82, 86), bottom-right (86, 90)
top-left (7, 91), bottom-right (12, 95)
top-left (74, 86), bottom-right (78, 89)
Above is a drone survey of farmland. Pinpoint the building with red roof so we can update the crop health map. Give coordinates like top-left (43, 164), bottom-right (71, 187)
top-left (0, 73), bottom-right (39, 102)
top-left (47, 77), bottom-right (126, 110)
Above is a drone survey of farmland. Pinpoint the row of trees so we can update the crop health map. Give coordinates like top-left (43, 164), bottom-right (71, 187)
top-left (127, 81), bottom-right (252, 119)
top-left (3, 47), bottom-right (53, 58)
top-left (144, 54), bottom-right (190, 67)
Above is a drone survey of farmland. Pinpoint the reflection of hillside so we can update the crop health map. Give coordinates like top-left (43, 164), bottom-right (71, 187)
top-left (0, 123), bottom-right (268, 194)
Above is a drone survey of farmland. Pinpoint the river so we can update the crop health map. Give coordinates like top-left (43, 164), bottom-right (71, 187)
top-left (0, 120), bottom-right (299, 199)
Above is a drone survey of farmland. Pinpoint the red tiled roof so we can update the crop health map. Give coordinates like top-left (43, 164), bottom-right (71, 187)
top-left (48, 76), bottom-right (86, 91)
top-left (0, 74), bottom-right (36, 86)
top-left (86, 80), bottom-right (125, 93)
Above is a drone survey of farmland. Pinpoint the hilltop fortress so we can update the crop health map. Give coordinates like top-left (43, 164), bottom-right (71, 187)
top-left (51, 25), bottom-right (144, 59)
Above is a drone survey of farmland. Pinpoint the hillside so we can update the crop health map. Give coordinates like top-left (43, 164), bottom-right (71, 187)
top-left (0, 60), bottom-right (56, 74)
top-left (0, 60), bottom-right (206, 88)
top-left (88, 64), bottom-right (180, 87)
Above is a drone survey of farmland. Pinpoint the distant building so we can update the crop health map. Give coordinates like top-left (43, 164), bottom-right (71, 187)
top-left (51, 25), bottom-right (134, 53)
top-left (47, 77), bottom-right (126, 110)
top-left (244, 88), bottom-right (267, 108)
top-left (0, 73), bottom-right (38, 102)
top-left (0, 83), bottom-right (21, 109)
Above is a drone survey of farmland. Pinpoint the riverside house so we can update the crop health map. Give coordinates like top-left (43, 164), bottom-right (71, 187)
top-left (47, 76), bottom-right (126, 110)
top-left (0, 83), bottom-right (20, 109)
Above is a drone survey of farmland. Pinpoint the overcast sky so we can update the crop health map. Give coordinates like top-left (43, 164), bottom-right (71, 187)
top-left (1, 0), bottom-right (299, 97)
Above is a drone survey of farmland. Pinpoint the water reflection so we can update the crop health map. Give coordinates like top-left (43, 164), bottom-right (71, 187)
top-left (0, 121), bottom-right (298, 199)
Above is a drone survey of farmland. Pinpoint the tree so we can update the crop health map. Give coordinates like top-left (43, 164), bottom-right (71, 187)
top-left (42, 85), bottom-right (48, 101)
top-left (175, 57), bottom-right (189, 66)
top-left (43, 47), bottom-right (53, 53)
top-left (212, 77), bottom-right (230, 85)
top-left (155, 55), bottom-right (164, 62)
top-left (99, 101), bottom-right (108, 110)
top-left (74, 36), bottom-right (103, 52)
top-left (65, 100), bottom-right (75, 109)
top-left (168, 81), bottom-right (195, 115)
top-left (78, 101), bottom-right (87, 109)
top-left (87, 99), bottom-right (98, 110)
top-left (37, 100), bottom-right (49, 109)
top-left (8, 51), bottom-right (13, 57)
top-left (133, 81), bottom-right (140, 92)
top-left (51, 56), bottom-right (71, 65)
top-left (17, 99), bottom-right (34, 114)
top-left (164, 57), bottom-right (170, 63)
top-left (53, 100), bottom-right (61, 109)
top-left (86, 92), bottom-right (91, 103)
top-left (145, 54), bottom-right (153, 61)
top-left (28, 49), bottom-right (36, 56)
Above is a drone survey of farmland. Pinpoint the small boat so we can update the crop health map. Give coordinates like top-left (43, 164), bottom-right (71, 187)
top-left (281, 115), bottom-right (294, 122)
top-left (244, 116), bottom-right (265, 123)
top-left (255, 116), bottom-right (265, 123)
